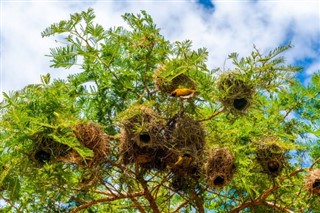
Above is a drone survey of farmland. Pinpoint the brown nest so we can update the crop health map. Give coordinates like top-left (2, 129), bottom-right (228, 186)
top-left (217, 71), bottom-right (255, 113)
top-left (71, 122), bottom-right (110, 167)
top-left (256, 140), bottom-right (286, 177)
top-left (206, 148), bottom-right (236, 189)
top-left (162, 113), bottom-right (205, 191)
top-left (153, 64), bottom-right (196, 94)
top-left (164, 113), bottom-right (205, 170)
top-left (118, 106), bottom-right (167, 170)
top-left (305, 169), bottom-right (320, 196)
top-left (31, 131), bottom-right (69, 164)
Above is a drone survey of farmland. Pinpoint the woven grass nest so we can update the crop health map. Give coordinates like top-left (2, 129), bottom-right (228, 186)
top-left (153, 64), bottom-right (196, 94)
top-left (31, 131), bottom-right (69, 164)
top-left (163, 113), bottom-right (205, 191)
top-left (206, 148), bottom-right (235, 189)
top-left (56, 123), bottom-right (110, 167)
top-left (72, 122), bottom-right (110, 166)
top-left (164, 113), bottom-right (205, 171)
top-left (305, 169), bottom-right (320, 196)
top-left (118, 106), bottom-right (168, 170)
top-left (256, 139), bottom-right (286, 177)
top-left (217, 71), bottom-right (255, 114)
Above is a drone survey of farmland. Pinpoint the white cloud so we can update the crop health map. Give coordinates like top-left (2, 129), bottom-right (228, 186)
top-left (1, 0), bottom-right (319, 101)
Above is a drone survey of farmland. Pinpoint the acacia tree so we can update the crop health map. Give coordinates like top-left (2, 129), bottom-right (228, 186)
top-left (1, 9), bottom-right (319, 212)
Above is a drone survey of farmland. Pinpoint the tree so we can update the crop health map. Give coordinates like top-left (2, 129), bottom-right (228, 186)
top-left (1, 8), bottom-right (319, 212)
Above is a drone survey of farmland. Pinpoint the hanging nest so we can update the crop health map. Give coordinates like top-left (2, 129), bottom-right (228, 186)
top-left (217, 71), bottom-right (255, 114)
top-left (206, 148), bottom-right (236, 189)
top-left (256, 139), bottom-right (286, 177)
top-left (153, 64), bottom-right (196, 94)
top-left (305, 169), bottom-right (320, 196)
top-left (118, 106), bottom-right (167, 170)
top-left (164, 113), bottom-right (205, 186)
top-left (72, 122), bottom-right (110, 167)
top-left (30, 131), bottom-right (69, 164)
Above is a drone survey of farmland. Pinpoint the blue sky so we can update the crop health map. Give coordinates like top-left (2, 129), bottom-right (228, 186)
top-left (1, 0), bottom-right (319, 102)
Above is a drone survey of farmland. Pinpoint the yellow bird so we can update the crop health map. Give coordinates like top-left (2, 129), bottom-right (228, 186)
top-left (173, 153), bottom-right (193, 168)
top-left (170, 88), bottom-right (197, 99)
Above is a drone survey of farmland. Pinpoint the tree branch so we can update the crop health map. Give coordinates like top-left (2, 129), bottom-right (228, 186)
top-left (69, 191), bottom-right (145, 213)
top-left (230, 167), bottom-right (307, 213)
top-left (264, 201), bottom-right (294, 213)
top-left (197, 108), bottom-right (225, 122)
top-left (138, 177), bottom-right (161, 213)
top-left (191, 189), bottom-right (204, 213)
top-left (129, 196), bottom-right (147, 213)
top-left (172, 201), bottom-right (189, 213)
top-left (0, 195), bottom-right (22, 213)
top-left (309, 157), bottom-right (320, 170)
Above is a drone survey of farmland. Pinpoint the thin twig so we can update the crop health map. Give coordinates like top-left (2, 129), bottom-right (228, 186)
top-left (172, 201), bottom-right (189, 213)
top-left (0, 195), bottom-right (22, 213)
top-left (230, 167), bottom-right (308, 213)
top-left (309, 157), bottom-right (320, 170)
top-left (282, 91), bottom-right (320, 120)
top-left (197, 108), bottom-right (225, 122)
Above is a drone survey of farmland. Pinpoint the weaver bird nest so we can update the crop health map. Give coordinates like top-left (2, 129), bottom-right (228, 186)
top-left (118, 106), bottom-right (168, 170)
top-left (206, 148), bottom-right (235, 189)
top-left (217, 71), bottom-right (255, 114)
top-left (163, 113), bottom-right (205, 191)
top-left (305, 169), bottom-right (320, 196)
top-left (153, 64), bottom-right (196, 94)
top-left (30, 130), bottom-right (69, 164)
top-left (165, 113), bottom-right (205, 171)
top-left (72, 122), bottom-right (110, 166)
top-left (256, 139), bottom-right (286, 177)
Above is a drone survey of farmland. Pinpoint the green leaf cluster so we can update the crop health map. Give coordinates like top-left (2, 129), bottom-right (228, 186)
top-left (1, 8), bottom-right (319, 212)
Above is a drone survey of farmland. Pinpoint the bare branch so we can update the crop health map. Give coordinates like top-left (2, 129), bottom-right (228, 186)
top-left (264, 201), bottom-right (294, 213)
top-left (230, 200), bottom-right (263, 213)
top-left (197, 108), bottom-right (225, 122)
top-left (129, 196), bottom-right (147, 213)
top-left (309, 157), bottom-right (320, 171)
top-left (0, 195), bottom-right (22, 213)
top-left (172, 201), bottom-right (189, 213)
top-left (69, 191), bottom-right (144, 213)
top-left (138, 177), bottom-right (161, 213)
top-left (191, 189), bottom-right (204, 213)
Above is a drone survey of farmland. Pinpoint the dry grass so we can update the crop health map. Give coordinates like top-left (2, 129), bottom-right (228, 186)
top-left (256, 138), bottom-right (286, 177)
top-left (217, 71), bottom-right (255, 114)
top-left (206, 148), bottom-right (235, 189)
top-left (305, 169), bottom-right (320, 196)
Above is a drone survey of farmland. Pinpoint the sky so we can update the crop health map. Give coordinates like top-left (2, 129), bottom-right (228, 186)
top-left (1, 0), bottom-right (320, 102)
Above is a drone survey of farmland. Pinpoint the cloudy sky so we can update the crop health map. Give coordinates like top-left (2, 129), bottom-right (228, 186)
top-left (1, 0), bottom-right (319, 101)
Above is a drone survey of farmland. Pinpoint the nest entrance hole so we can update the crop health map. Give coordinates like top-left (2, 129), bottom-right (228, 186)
top-left (267, 160), bottom-right (280, 173)
top-left (213, 175), bottom-right (225, 186)
top-left (233, 98), bottom-right (249, 111)
top-left (139, 132), bottom-right (151, 144)
top-left (34, 150), bottom-right (51, 164)
top-left (313, 179), bottom-right (320, 189)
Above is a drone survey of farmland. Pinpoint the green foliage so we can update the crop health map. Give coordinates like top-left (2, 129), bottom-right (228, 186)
top-left (1, 8), bottom-right (319, 212)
